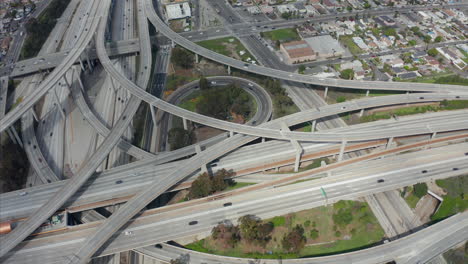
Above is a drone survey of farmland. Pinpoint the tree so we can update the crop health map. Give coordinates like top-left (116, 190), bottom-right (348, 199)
top-left (298, 65), bottom-right (306, 74)
top-left (434, 36), bottom-right (443, 43)
top-left (168, 127), bottom-right (194, 150)
top-left (333, 207), bottom-right (353, 227)
top-left (211, 222), bottom-right (240, 248)
top-left (171, 47), bottom-right (194, 69)
top-left (413, 183), bottom-right (428, 198)
top-left (199, 76), bottom-right (210, 90)
top-left (282, 225), bottom-right (306, 253)
top-left (336, 96), bottom-right (346, 103)
top-left (310, 229), bottom-right (319, 240)
top-left (340, 69), bottom-right (354, 80)
top-left (188, 173), bottom-right (213, 199)
top-left (427, 48), bottom-right (438, 57)
top-left (238, 215), bottom-right (273, 246)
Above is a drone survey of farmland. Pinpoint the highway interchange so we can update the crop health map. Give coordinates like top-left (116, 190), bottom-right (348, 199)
top-left (0, 0), bottom-right (467, 263)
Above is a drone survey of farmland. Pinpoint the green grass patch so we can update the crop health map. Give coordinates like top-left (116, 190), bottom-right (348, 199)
top-left (197, 37), bottom-right (254, 61)
top-left (166, 75), bottom-right (198, 91)
top-left (262, 28), bottom-right (300, 43)
top-left (271, 216), bottom-right (286, 227)
top-left (360, 101), bottom-right (468, 122)
top-left (405, 193), bottom-right (421, 209)
top-left (339, 35), bottom-right (363, 55)
top-left (185, 200), bottom-right (384, 259)
top-left (431, 175), bottom-right (468, 222)
top-left (225, 182), bottom-right (256, 191)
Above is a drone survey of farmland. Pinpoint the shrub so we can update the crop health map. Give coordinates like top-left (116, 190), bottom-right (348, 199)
top-left (282, 225), bottom-right (306, 253)
top-left (310, 229), bottom-right (319, 239)
top-left (413, 183), bottom-right (428, 198)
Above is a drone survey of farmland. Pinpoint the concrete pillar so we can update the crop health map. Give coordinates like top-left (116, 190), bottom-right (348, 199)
top-left (195, 54), bottom-right (199, 63)
top-left (311, 120), bottom-right (316, 132)
top-left (10, 126), bottom-right (23, 148)
top-left (386, 137), bottom-right (394, 149)
top-left (338, 139), bottom-right (347, 162)
top-left (86, 52), bottom-right (93, 72)
top-left (229, 131), bottom-right (234, 137)
top-left (79, 57), bottom-right (86, 71)
top-left (321, 160), bottom-right (327, 167)
top-left (406, 91), bottom-right (410, 95)
top-left (150, 106), bottom-right (157, 126)
top-left (431, 132), bottom-right (437, 139)
top-left (366, 90), bottom-right (370, 97)
top-left (294, 152), bottom-right (301, 172)
top-left (324, 87), bottom-right (329, 99)
top-left (77, 72), bottom-right (85, 93)
top-left (6, 128), bottom-right (17, 145)
top-left (261, 137), bottom-right (265, 143)
top-left (31, 109), bottom-right (39, 122)
top-left (195, 144), bottom-right (208, 174)
top-left (227, 65), bottom-right (231, 75)
top-left (182, 118), bottom-right (188, 130)
top-left (53, 87), bottom-right (66, 119)
top-left (359, 109), bottom-right (365, 117)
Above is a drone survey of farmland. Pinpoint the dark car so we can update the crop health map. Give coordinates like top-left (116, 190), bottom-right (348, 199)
top-left (115, 180), bottom-right (123, 184)
top-left (453, 168), bottom-right (459, 171)
top-left (154, 244), bottom-right (163, 249)
top-left (421, 170), bottom-right (428, 174)
top-left (377, 179), bottom-right (385, 183)
top-left (223, 202), bottom-right (233, 207)
top-left (189, 221), bottom-right (198, 225)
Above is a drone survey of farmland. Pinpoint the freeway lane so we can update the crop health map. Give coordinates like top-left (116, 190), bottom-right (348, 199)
top-left (136, 211), bottom-right (468, 264)
top-left (1, 113), bottom-right (466, 222)
top-left (2, 148), bottom-right (467, 263)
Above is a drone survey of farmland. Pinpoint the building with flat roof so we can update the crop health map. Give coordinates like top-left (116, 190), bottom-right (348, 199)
top-left (280, 40), bottom-right (316, 64)
top-left (304, 35), bottom-right (345, 59)
top-left (166, 2), bottom-right (191, 20)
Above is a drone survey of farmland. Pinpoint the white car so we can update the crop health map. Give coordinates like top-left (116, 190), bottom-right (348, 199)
top-left (124, 231), bottom-right (133, 236)
top-left (248, 83), bottom-right (253, 87)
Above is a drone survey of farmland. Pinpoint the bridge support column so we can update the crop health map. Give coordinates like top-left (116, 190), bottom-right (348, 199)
top-left (79, 56), bottom-right (86, 71)
top-left (9, 126), bottom-right (23, 148)
top-left (431, 132), bottom-right (437, 140)
top-left (31, 108), bottom-right (39, 122)
top-left (76, 72), bottom-right (85, 93)
top-left (195, 144), bottom-right (208, 174)
top-left (338, 139), bottom-right (347, 162)
top-left (386, 137), bottom-right (394, 149)
top-left (195, 54), bottom-right (199, 63)
top-left (359, 109), bottom-right (365, 117)
top-left (281, 123), bottom-right (303, 172)
top-left (324, 87), bottom-right (329, 99)
top-left (6, 128), bottom-right (17, 145)
top-left (261, 137), bottom-right (265, 143)
top-left (150, 106), bottom-right (157, 126)
top-left (366, 90), bottom-right (370, 97)
top-left (53, 87), bottom-right (66, 119)
top-left (311, 120), bottom-right (316, 132)
top-left (227, 65), bottom-right (231, 75)
top-left (86, 52), bottom-right (93, 72)
top-left (182, 118), bottom-right (188, 130)
top-left (229, 131), bottom-right (234, 137)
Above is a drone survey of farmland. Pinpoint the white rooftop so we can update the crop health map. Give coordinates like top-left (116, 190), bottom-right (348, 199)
top-left (166, 2), bottom-right (191, 20)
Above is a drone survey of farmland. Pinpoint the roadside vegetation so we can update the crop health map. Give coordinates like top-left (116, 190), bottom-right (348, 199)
top-left (431, 175), bottom-right (468, 222)
top-left (0, 136), bottom-right (29, 192)
top-left (262, 79), bottom-right (298, 118)
top-left (178, 78), bottom-right (255, 122)
top-left (403, 74), bottom-right (468, 86)
top-left (185, 200), bottom-right (384, 259)
top-left (197, 37), bottom-right (254, 62)
top-left (338, 35), bottom-right (363, 55)
top-left (21, 0), bottom-right (71, 59)
top-left (360, 100), bottom-right (468, 123)
top-left (400, 183), bottom-right (428, 209)
top-left (176, 169), bottom-right (254, 203)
